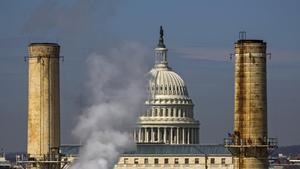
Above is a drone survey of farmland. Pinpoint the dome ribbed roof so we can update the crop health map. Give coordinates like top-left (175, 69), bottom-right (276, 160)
top-left (149, 67), bottom-right (188, 96)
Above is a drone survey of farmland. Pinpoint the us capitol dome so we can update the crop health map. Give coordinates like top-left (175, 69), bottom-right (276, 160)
top-left (134, 26), bottom-right (200, 144)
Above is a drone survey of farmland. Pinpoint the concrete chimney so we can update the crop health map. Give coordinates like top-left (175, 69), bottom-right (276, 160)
top-left (27, 43), bottom-right (60, 164)
top-left (233, 39), bottom-right (268, 169)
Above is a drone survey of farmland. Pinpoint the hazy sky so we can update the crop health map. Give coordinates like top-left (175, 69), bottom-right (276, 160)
top-left (0, 0), bottom-right (299, 152)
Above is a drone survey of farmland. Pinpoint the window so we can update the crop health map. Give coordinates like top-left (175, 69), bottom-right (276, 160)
top-left (154, 158), bottom-right (159, 164)
top-left (174, 158), bottom-right (179, 164)
top-left (185, 158), bottom-right (189, 164)
top-left (166, 109), bottom-right (169, 116)
top-left (144, 158), bottom-right (148, 164)
top-left (210, 158), bottom-right (215, 164)
top-left (134, 158), bottom-right (138, 164)
top-left (148, 109), bottom-right (151, 116)
top-left (164, 158), bottom-right (169, 164)
top-left (195, 158), bottom-right (199, 164)
top-left (221, 158), bottom-right (226, 164)
top-left (124, 158), bottom-right (128, 164)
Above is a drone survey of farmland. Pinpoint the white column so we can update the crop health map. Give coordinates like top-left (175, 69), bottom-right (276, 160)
top-left (187, 128), bottom-right (190, 144)
top-left (170, 128), bottom-right (173, 144)
top-left (138, 128), bottom-right (141, 142)
top-left (177, 127), bottom-right (179, 144)
top-left (168, 128), bottom-right (171, 143)
top-left (158, 127), bottom-right (161, 142)
top-left (148, 128), bottom-right (151, 142)
top-left (141, 128), bottom-right (144, 143)
top-left (144, 128), bottom-right (146, 142)
top-left (164, 127), bottom-right (167, 143)
top-left (151, 128), bottom-right (154, 142)
top-left (145, 128), bottom-right (148, 142)
top-left (182, 128), bottom-right (185, 144)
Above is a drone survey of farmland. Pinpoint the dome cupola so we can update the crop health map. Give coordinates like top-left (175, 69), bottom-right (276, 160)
top-left (149, 26), bottom-right (189, 99)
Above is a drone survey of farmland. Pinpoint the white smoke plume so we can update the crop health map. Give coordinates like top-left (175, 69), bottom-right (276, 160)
top-left (71, 42), bottom-right (150, 169)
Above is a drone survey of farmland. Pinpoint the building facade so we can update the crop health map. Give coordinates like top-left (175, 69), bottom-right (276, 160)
top-left (115, 145), bottom-right (233, 169)
top-left (114, 27), bottom-right (233, 169)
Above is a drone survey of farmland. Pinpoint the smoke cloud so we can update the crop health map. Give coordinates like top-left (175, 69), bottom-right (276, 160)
top-left (22, 0), bottom-right (118, 35)
top-left (71, 42), bottom-right (151, 169)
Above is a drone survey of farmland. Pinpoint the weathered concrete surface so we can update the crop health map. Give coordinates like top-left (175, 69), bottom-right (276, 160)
top-left (233, 40), bottom-right (268, 169)
top-left (27, 43), bottom-right (60, 160)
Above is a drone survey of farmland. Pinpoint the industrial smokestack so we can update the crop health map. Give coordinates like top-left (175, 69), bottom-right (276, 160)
top-left (225, 35), bottom-right (277, 169)
top-left (27, 43), bottom-right (61, 168)
top-left (234, 39), bottom-right (268, 168)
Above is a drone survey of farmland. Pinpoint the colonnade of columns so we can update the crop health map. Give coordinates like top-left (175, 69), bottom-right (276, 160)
top-left (134, 127), bottom-right (199, 144)
top-left (146, 107), bottom-right (193, 118)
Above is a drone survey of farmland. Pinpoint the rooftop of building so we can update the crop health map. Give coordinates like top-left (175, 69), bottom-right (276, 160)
top-left (59, 144), bottom-right (231, 156)
top-left (124, 144), bottom-right (231, 156)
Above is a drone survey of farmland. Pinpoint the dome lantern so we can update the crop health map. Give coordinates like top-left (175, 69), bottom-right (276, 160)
top-left (157, 26), bottom-right (166, 48)
top-left (155, 26), bottom-right (168, 68)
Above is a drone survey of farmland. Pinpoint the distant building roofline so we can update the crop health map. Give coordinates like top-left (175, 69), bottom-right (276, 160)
top-left (123, 144), bottom-right (231, 155)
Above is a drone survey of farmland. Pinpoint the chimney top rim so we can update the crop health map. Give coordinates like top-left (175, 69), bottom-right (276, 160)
top-left (236, 39), bottom-right (265, 44)
top-left (29, 43), bottom-right (60, 47)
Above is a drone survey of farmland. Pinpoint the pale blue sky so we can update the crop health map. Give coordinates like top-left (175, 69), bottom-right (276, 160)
top-left (0, 0), bottom-right (299, 152)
